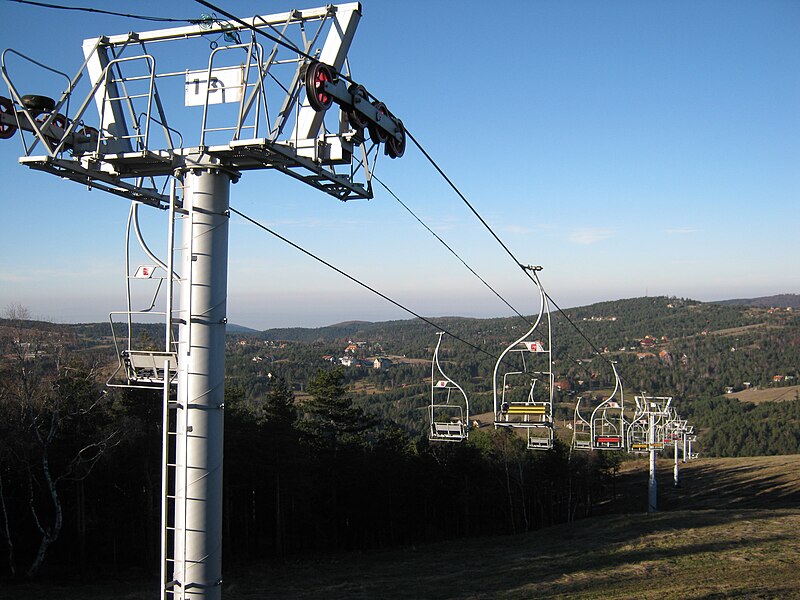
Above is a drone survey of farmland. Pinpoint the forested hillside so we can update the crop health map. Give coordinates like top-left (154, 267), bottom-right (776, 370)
top-left (0, 296), bottom-right (798, 581)
top-left (221, 296), bottom-right (800, 453)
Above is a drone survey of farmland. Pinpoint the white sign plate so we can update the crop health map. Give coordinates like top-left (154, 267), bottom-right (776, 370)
top-left (185, 66), bottom-right (244, 106)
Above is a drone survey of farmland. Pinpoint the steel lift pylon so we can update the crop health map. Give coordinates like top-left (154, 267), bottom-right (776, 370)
top-left (1, 4), bottom-right (406, 598)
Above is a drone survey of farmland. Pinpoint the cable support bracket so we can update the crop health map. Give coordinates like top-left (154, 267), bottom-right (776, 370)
top-left (522, 264), bottom-right (543, 272)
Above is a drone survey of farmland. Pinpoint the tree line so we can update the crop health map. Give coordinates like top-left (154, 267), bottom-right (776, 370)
top-left (1, 296), bottom-right (797, 581)
top-left (0, 345), bottom-right (621, 582)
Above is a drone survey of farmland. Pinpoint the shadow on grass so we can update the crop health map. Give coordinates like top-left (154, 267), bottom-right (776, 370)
top-left (219, 509), bottom-right (800, 599)
top-left (611, 456), bottom-right (800, 514)
top-left (6, 456), bottom-right (800, 599)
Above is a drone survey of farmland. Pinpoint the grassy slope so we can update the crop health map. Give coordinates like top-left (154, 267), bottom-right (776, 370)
top-left (728, 384), bottom-right (800, 404)
top-left (6, 456), bottom-right (800, 599)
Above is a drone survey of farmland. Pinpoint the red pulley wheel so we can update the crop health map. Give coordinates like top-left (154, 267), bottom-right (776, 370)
top-left (368, 101), bottom-right (389, 144)
top-left (0, 96), bottom-right (17, 140)
top-left (305, 62), bottom-right (334, 112)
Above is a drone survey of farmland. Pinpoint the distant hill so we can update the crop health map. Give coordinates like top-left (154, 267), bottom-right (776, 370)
top-left (225, 323), bottom-right (259, 334)
top-left (712, 293), bottom-right (800, 309)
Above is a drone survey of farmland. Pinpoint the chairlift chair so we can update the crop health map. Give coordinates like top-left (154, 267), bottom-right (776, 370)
top-left (107, 199), bottom-right (180, 390)
top-left (428, 332), bottom-right (469, 442)
top-left (572, 396), bottom-right (592, 451)
top-left (590, 363), bottom-right (625, 450)
top-left (492, 266), bottom-right (554, 450)
top-left (627, 396), bottom-right (650, 453)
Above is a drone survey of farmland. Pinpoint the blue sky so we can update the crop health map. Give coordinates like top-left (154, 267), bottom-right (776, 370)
top-left (0, 0), bottom-right (798, 328)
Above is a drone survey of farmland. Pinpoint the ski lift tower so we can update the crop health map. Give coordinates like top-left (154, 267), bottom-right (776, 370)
top-left (1, 4), bottom-right (405, 598)
top-left (633, 394), bottom-right (672, 513)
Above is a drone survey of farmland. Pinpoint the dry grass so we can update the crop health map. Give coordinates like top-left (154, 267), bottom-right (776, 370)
top-left (727, 384), bottom-right (800, 404)
top-left (7, 456), bottom-right (800, 599)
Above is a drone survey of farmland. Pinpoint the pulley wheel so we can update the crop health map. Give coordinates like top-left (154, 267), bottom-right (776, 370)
top-left (0, 96), bottom-right (17, 139)
top-left (386, 118), bottom-right (406, 159)
top-left (367, 101), bottom-right (389, 144)
top-left (78, 125), bottom-right (99, 146)
top-left (305, 62), bottom-right (334, 112)
top-left (346, 84), bottom-right (369, 130)
top-left (79, 125), bottom-right (99, 137)
top-left (36, 112), bottom-right (69, 150)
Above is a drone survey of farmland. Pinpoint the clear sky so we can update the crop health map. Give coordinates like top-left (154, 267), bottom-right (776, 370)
top-left (0, 0), bottom-right (798, 329)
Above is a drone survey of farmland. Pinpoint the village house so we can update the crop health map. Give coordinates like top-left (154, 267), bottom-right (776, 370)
top-left (640, 335), bottom-right (657, 348)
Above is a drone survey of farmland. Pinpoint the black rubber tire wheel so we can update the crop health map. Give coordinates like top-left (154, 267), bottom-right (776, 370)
top-left (367, 101), bottom-right (389, 144)
top-left (305, 62), bottom-right (334, 112)
top-left (21, 94), bottom-right (56, 116)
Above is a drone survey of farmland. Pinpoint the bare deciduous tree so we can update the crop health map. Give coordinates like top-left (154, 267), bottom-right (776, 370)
top-left (0, 347), bottom-right (119, 578)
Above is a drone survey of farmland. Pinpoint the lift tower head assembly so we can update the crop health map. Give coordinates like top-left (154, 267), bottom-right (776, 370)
top-left (1, 3), bottom-right (405, 598)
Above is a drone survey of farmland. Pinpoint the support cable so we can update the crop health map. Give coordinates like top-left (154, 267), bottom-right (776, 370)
top-left (5, 0), bottom-right (197, 22)
top-left (374, 175), bottom-right (534, 328)
top-left (405, 127), bottom-right (627, 384)
top-left (193, 0), bottom-right (316, 66)
top-left (229, 206), bottom-right (498, 361)
top-left (192, 0), bottom-right (360, 88)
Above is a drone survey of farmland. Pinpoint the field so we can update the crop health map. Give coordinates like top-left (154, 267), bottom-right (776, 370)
top-left (6, 455), bottom-right (800, 599)
top-left (727, 384), bottom-right (800, 404)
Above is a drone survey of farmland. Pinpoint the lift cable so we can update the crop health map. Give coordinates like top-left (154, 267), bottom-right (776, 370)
top-left (27, 0), bottom-right (624, 386)
top-left (405, 127), bottom-right (628, 384)
top-left (193, 0), bottom-right (332, 75)
top-left (184, 4), bottom-right (623, 386)
top-left (5, 0), bottom-right (197, 22)
top-left (193, 0), bottom-right (376, 93)
top-left (373, 175), bottom-right (534, 328)
top-left (229, 206), bottom-right (500, 361)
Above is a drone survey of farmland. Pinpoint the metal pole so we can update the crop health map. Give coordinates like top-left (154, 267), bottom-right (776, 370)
top-left (160, 358), bottom-right (170, 600)
top-left (673, 438), bottom-right (679, 487)
top-left (175, 158), bottom-right (231, 599)
top-left (648, 410), bottom-right (657, 513)
top-left (682, 432), bottom-right (687, 463)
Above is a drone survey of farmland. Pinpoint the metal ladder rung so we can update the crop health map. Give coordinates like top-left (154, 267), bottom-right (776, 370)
top-left (106, 92), bottom-right (151, 101)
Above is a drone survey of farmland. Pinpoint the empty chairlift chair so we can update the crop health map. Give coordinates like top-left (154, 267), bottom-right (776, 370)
top-left (572, 396), bottom-right (592, 451)
top-left (627, 396), bottom-right (650, 453)
top-left (590, 362), bottom-right (625, 450)
top-left (428, 332), bottom-right (469, 442)
top-left (107, 200), bottom-right (180, 390)
top-left (493, 266), bottom-right (554, 451)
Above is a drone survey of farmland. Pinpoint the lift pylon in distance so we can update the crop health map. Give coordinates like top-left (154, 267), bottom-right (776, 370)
top-left (627, 394), bottom-right (672, 453)
top-left (428, 332), bottom-right (470, 442)
top-left (492, 266), bottom-right (555, 450)
top-left (1, 4), bottom-right (407, 599)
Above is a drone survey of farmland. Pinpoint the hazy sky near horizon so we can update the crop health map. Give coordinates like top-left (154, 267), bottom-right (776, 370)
top-left (0, 0), bottom-right (798, 329)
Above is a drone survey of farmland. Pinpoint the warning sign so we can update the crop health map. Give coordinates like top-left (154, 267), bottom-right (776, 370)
top-left (134, 265), bottom-right (158, 279)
